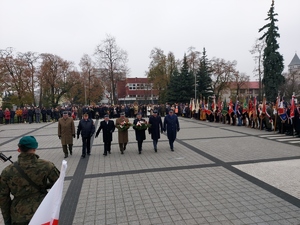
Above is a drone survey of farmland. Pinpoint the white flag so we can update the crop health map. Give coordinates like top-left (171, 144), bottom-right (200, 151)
top-left (29, 160), bottom-right (67, 225)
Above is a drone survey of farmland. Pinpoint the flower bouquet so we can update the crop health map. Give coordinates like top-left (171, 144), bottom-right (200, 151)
top-left (116, 121), bottom-right (132, 131)
top-left (133, 120), bottom-right (152, 130)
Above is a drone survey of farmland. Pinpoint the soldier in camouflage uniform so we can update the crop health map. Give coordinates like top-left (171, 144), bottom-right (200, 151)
top-left (0, 136), bottom-right (60, 225)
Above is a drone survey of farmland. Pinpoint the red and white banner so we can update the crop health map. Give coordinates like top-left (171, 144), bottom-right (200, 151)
top-left (290, 95), bottom-right (295, 118)
top-left (29, 160), bottom-right (68, 225)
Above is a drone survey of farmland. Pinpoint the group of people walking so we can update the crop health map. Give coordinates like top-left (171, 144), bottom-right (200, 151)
top-left (57, 109), bottom-right (180, 158)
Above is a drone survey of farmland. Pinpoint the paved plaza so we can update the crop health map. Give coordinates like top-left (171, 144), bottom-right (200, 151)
top-left (1, 117), bottom-right (300, 225)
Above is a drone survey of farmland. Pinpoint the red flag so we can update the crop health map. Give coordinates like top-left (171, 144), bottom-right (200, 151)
top-left (253, 97), bottom-right (257, 116)
top-left (290, 95), bottom-right (295, 118)
top-left (228, 99), bottom-right (233, 114)
top-left (262, 95), bottom-right (266, 113)
top-left (29, 160), bottom-right (67, 225)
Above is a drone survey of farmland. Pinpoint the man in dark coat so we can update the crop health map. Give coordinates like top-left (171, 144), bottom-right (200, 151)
top-left (96, 114), bottom-right (115, 156)
top-left (148, 110), bottom-right (163, 152)
top-left (77, 113), bottom-right (95, 158)
top-left (133, 113), bottom-right (146, 154)
top-left (163, 109), bottom-right (180, 151)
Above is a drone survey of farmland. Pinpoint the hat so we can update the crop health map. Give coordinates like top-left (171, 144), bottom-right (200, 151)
top-left (104, 114), bottom-right (109, 118)
top-left (120, 112), bottom-right (125, 116)
top-left (137, 112), bottom-right (142, 115)
top-left (153, 110), bottom-right (158, 113)
top-left (19, 136), bottom-right (38, 149)
top-left (169, 109), bottom-right (174, 113)
top-left (63, 111), bottom-right (68, 115)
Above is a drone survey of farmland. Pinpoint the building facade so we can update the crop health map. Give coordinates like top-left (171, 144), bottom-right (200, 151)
top-left (117, 77), bottom-right (159, 104)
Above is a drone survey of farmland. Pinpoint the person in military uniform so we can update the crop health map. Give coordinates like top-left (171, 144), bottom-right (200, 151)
top-left (95, 114), bottom-right (115, 156)
top-left (133, 113), bottom-right (147, 154)
top-left (116, 112), bottom-right (129, 154)
top-left (58, 111), bottom-right (75, 158)
top-left (148, 109), bottom-right (163, 152)
top-left (0, 136), bottom-right (60, 225)
top-left (163, 109), bottom-right (180, 151)
top-left (77, 113), bottom-right (95, 158)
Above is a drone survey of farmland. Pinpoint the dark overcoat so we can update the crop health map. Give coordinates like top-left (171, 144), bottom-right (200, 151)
top-left (133, 118), bottom-right (146, 141)
top-left (163, 114), bottom-right (180, 141)
top-left (96, 120), bottom-right (115, 142)
top-left (148, 115), bottom-right (163, 140)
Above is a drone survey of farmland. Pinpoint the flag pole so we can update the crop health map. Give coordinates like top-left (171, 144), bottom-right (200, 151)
top-left (274, 91), bottom-right (280, 133)
top-left (260, 93), bottom-right (265, 130)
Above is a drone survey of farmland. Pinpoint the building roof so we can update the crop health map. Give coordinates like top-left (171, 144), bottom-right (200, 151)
top-left (126, 77), bottom-right (150, 83)
top-left (288, 53), bottom-right (300, 66)
top-left (229, 81), bottom-right (259, 89)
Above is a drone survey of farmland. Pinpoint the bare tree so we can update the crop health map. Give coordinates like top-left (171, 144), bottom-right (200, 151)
top-left (280, 71), bottom-right (300, 99)
top-left (94, 35), bottom-right (128, 104)
top-left (250, 38), bottom-right (265, 101)
top-left (79, 54), bottom-right (104, 105)
top-left (39, 53), bottom-right (79, 107)
top-left (18, 51), bottom-right (39, 105)
top-left (233, 72), bottom-right (250, 97)
top-left (0, 48), bottom-right (33, 106)
top-left (211, 58), bottom-right (237, 100)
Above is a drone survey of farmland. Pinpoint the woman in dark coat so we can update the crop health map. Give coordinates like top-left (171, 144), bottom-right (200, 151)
top-left (148, 110), bottom-right (163, 152)
top-left (133, 113), bottom-right (146, 154)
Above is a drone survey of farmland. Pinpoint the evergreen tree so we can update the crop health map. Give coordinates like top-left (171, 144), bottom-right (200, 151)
top-left (166, 68), bottom-right (181, 103)
top-left (259, 0), bottom-right (284, 102)
top-left (196, 48), bottom-right (212, 100)
top-left (166, 54), bottom-right (194, 104)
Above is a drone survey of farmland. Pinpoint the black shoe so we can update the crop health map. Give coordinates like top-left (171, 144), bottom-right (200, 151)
top-left (103, 153), bottom-right (107, 156)
top-left (108, 151), bottom-right (111, 154)
top-left (139, 151), bottom-right (141, 154)
top-left (123, 146), bottom-right (126, 151)
top-left (81, 155), bottom-right (85, 158)
top-left (155, 148), bottom-right (157, 152)
top-left (171, 149), bottom-right (174, 151)
top-left (121, 150), bottom-right (124, 154)
top-left (87, 153), bottom-right (91, 155)
top-left (64, 155), bottom-right (68, 158)
top-left (69, 150), bottom-right (72, 155)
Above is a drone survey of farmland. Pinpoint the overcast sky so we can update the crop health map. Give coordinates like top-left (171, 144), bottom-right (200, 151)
top-left (1, 0), bottom-right (299, 80)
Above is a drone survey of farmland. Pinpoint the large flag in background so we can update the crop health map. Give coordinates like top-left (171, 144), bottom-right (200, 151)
top-left (191, 98), bottom-right (195, 111)
top-left (196, 99), bottom-right (199, 111)
top-left (222, 99), bottom-right (227, 116)
top-left (234, 100), bottom-right (239, 115)
top-left (262, 95), bottom-right (266, 114)
top-left (29, 160), bottom-right (68, 225)
top-left (290, 94), bottom-right (295, 118)
top-left (243, 98), bottom-right (248, 114)
top-left (253, 97), bottom-right (257, 116)
top-left (228, 99), bottom-right (233, 115)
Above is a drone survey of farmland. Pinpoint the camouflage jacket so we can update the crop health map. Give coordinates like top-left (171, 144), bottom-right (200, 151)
top-left (0, 153), bottom-right (60, 225)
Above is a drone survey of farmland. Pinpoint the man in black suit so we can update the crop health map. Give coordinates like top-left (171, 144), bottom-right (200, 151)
top-left (148, 110), bottom-right (163, 152)
top-left (96, 114), bottom-right (115, 156)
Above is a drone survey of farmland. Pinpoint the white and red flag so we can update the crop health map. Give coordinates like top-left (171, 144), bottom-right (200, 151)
top-left (290, 94), bottom-right (295, 118)
top-left (29, 160), bottom-right (68, 225)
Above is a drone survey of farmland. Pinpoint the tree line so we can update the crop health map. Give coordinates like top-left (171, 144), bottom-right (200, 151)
top-left (0, 34), bottom-right (128, 108)
top-left (1, 1), bottom-right (294, 108)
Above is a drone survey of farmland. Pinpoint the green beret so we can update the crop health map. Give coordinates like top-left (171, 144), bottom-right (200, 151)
top-left (19, 136), bottom-right (38, 149)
